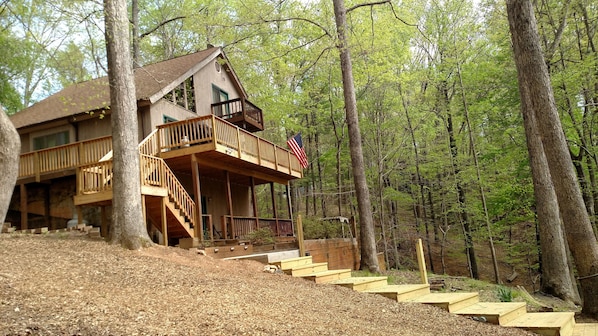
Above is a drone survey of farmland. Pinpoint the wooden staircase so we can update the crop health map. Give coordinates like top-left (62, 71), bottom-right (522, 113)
top-left (270, 255), bottom-right (598, 336)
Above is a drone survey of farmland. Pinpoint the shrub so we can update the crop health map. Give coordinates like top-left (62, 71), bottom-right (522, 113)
top-left (247, 228), bottom-right (275, 245)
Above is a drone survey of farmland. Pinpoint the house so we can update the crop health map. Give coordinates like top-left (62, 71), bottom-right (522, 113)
top-left (7, 46), bottom-right (303, 246)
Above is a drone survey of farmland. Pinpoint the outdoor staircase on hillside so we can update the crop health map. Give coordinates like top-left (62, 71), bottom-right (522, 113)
top-left (75, 131), bottom-right (196, 240)
top-left (270, 255), bottom-right (598, 336)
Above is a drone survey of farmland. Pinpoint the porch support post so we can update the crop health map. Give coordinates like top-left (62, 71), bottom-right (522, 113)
top-left (286, 182), bottom-right (293, 221)
top-left (44, 185), bottom-right (51, 229)
top-left (161, 196), bottom-right (168, 246)
top-left (20, 184), bottom-right (28, 230)
top-left (250, 176), bottom-right (259, 231)
top-left (191, 154), bottom-right (204, 241)
top-left (225, 171), bottom-right (234, 239)
top-left (286, 182), bottom-right (294, 236)
top-left (141, 194), bottom-right (147, 233)
top-left (270, 182), bottom-right (279, 237)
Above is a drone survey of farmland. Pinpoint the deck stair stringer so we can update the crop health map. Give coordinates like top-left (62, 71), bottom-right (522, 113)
top-left (330, 276), bottom-right (389, 292)
top-left (297, 269), bottom-right (352, 284)
top-left (453, 302), bottom-right (527, 325)
top-left (504, 312), bottom-right (576, 336)
top-left (285, 262), bottom-right (329, 276)
top-left (364, 284), bottom-right (431, 301)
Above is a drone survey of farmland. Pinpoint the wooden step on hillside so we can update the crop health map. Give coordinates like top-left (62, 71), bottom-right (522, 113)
top-left (453, 302), bottom-right (527, 325)
top-left (285, 262), bottom-right (329, 276)
top-left (364, 284), bottom-right (431, 301)
top-left (298, 269), bottom-right (352, 284)
top-left (330, 276), bottom-right (388, 292)
top-left (406, 292), bottom-right (480, 313)
top-left (573, 323), bottom-right (598, 336)
top-left (271, 256), bottom-right (313, 270)
top-left (503, 312), bottom-right (575, 336)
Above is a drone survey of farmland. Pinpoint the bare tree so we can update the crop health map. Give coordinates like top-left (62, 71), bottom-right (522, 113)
top-left (507, 0), bottom-right (598, 316)
top-left (332, 0), bottom-right (379, 272)
top-left (0, 106), bottom-right (19, 225)
top-left (104, 0), bottom-right (152, 249)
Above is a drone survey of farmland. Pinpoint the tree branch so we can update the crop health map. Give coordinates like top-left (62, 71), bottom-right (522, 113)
top-left (346, 0), bottom-right (390, 13)
top-left (139, 16), bottom-right (187, 39)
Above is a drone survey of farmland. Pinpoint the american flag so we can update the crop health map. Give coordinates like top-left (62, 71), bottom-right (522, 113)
top-left (287, 133), bottom-right (308, 169)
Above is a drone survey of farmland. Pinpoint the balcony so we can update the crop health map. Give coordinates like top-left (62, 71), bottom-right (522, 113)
top-left (154, 115), bottom-right (302, 182)
top-left (211, 97), bottom-right (264, 132)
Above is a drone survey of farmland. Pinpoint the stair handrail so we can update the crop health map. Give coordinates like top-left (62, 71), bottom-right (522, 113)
top-left (140, 154), bottom-right (196, 229)
top-left (138, 129), bottom-right (160, 156)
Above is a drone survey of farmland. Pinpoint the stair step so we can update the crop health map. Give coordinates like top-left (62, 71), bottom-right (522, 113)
top-left (453, 302), bottom-right (527, 325)
top-left (407, 292), bottom-right (479, 313)
top-left (330, 276), bottom-right (388, 292)
top-left (573, 323), bottom-right (598, 336)
top-left (365, 284), bottom-right (431, 301)
top-left (286, 262), bottom-right (329, 276)
top-left (271, 256), bottom-right (313, 270)
top-left (504, 312), bottom-right (576, 336)
top-left (298, 269), bottom-right (352, 284)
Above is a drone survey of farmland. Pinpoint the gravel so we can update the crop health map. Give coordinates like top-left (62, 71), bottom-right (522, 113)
top-left (0, 233), bottom-right (533, 335)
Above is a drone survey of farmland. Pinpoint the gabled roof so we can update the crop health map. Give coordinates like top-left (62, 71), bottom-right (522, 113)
top-left (10, 47), bottom-right (246, 130)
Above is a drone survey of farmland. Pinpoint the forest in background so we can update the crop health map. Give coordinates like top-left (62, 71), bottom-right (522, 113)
top-left (1, 0), bottom-right (597, 282)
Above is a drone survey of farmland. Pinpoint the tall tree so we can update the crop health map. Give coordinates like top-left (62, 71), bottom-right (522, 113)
top-left (332, 0), bottom-right (379, 272)
top-left (0, 106), bottom-right (19, 225)
top-left (104, 0), bottom-right (153, 249)
top-left (507, 0), bottom-right (598, 316)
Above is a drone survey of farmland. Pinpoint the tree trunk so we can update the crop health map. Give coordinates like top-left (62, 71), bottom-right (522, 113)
top-left (332, 0), bottom-right (379, 272)
top-left (507, 0), bottom-right (598, 316)
top-left (519, 81), bottom-right (581, 304)
top-left (105, 0), bottom-right (153, 249)
top-left (0, 107), bottom-right (20, 225)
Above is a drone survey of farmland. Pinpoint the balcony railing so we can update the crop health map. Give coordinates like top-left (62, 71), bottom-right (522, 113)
top-left (18, 136), bottom-right (112, 181)
top-left (211, 97), bottom-right (264, 132)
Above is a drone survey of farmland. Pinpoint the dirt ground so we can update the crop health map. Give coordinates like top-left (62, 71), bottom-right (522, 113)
top-left (0, 233), bottom-right (535, 336)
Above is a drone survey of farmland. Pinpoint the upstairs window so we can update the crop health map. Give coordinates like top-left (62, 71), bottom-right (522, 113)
top-left (164, 76), bottom-right (196, 112)
top-left (33, 131), bottom-right (69, 150)
top-left (212, 85), bottom-right (229, 117)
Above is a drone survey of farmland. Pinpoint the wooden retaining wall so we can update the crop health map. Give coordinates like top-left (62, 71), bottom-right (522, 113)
top-left (304, 238), bottom-right (360, 270)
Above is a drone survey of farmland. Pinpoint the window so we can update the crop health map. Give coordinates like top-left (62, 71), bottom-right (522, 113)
top-left (212, 85), bottom-right (229, 117)
top-left (33, 131), bottom-right (69, 150)
top-left (163, 115), bottom-right (177, 123)
top-left (163, 77), bottom-right (196, 113)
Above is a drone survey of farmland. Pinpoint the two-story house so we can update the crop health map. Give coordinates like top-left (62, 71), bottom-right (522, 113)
top-left (7, 46), bottom-right (303, 246)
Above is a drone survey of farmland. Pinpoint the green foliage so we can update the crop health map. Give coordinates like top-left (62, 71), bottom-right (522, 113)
top-left (246, 228), bottom-right (275, 246)
top-left (302, 217), bottom-right (346, 239)
top-left (496, 285), bottom-right (514, 302)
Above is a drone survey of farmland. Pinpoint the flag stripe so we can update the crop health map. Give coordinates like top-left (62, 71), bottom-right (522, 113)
top-left (287, 134), bottom-right (308, 169)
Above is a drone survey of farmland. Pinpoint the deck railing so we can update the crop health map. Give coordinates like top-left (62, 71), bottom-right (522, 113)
top-left (221, 215), bottom-right (293, 240)
top-left (211, 97), bottom-right (263, 129)
top-left (77, 154), bottom-right (196, 229)
top-left (156, 115), bottom-right (302, 177)
top-left (19, 136), bottom-right (112, 181)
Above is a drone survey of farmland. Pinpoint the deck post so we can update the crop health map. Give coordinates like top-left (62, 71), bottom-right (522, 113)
top-left (270, 182), bottom-right (279, 237)
top-left (286, 182), bottom-right (293, 222)
top-left (20, 184), bottom-right (28, 230)
top-left (250, 177), bottom-right (259, 231)
top-left (44, 185), bottom-right (51, 229)
top-left (161, 196), bottom-right (168, 246)
top-left (191, 154), bottom-right (204, 241)
top-left (225, 171), bottom-right (234, 239)
top-left (76, 206), bottom-right (83, 225)
top-left (141, 194), bottom-right (147, 232)
top-left (416, 238), bottom-right (428, 285)
top-left (296, 214), bottom-right (305, 257)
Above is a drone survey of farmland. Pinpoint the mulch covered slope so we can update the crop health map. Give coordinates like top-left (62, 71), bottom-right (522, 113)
top-left (0, 233), bottom-right (532, 335)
